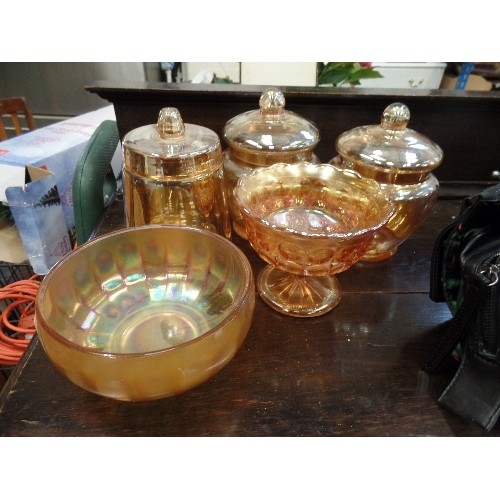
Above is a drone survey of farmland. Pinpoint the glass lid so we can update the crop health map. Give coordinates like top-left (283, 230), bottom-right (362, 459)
top-left (335, 102), bottom-right (443, 174)
top-left (223, 88), bottom-right (319, 154)
top-left (123, 107), bottom-right (222, 177)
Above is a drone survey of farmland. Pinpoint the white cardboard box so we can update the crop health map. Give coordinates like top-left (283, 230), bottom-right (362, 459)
top-left (0, 105), bottom-right (116, 236)
top-left (4, 166), bottom-right (71, 274)
top-left (0, 105), bottom-right (117, 273)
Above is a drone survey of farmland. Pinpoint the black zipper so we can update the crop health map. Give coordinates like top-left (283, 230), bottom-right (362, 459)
top-left (463, 238), bottom-right (500, 360)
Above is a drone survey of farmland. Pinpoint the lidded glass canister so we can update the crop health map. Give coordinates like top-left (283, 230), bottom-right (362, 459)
top-left (331, 102), bottom-right (443, 261)
top-left (223, 88), bottom-right (320, 239)
top-left (122, 107), bottom-right (231, 239)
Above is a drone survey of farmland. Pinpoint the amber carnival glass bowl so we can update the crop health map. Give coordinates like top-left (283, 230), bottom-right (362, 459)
top-left (35, 225), bottom-right (255, 401)
top-left (234, 162), bottom-right (394, 318)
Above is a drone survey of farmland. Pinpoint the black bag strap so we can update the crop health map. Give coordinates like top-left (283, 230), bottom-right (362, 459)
top-left (423, 278), bottom-right (482, 373)
top-left (439, 263), bottom-right (500, 430)
top-left (429, 218), bottom-right (460, 303)
top-left (438, 345), bottom-right (500, 431)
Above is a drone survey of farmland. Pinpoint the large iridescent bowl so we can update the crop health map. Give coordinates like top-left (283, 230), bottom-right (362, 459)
top-left (234, 162), bottom-right (394, 317)
top-left (35, 225), bottom-right (255, 401)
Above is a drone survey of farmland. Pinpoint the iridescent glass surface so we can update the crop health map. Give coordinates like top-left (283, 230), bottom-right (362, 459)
top-left (223, 88), bottom-right (319, 239)
top-left (123, 107), bottom-right (231, 239)
top-left (35, 225), bottom-right (255, 401)
top-left (332, 102), bottom-right (442, 261)
top-left (234, 162), bottom-right (394, 317)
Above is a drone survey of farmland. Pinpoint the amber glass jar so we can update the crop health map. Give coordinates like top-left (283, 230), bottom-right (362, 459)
top-left (122, 107), bottom-right (231, 239)
top-left (331, 102), bottom-right (443, 261)
top-left (223, 88), bottom-right (320, 239)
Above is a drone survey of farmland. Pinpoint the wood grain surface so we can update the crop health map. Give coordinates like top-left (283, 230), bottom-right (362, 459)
top-left (2, 190), bottom-right (498, 436)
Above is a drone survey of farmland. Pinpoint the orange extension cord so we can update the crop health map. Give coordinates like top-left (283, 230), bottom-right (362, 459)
top-left (0, 275), bottom-right (41, 366)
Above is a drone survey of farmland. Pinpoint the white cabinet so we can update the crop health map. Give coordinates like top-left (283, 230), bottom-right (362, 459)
top-left (358, 62), bottom-right (446, 89)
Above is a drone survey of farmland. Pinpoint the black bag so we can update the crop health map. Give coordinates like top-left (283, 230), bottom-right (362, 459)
top-left (424, 183), bottom-right (500, 431)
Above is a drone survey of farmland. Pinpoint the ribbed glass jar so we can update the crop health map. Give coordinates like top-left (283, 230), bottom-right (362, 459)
top-left (122, 107), bottom-right (231, 239)
top-left (331, 102), bottom-right (443, 261)
top-left (223, 88), bottom-right (320, 239)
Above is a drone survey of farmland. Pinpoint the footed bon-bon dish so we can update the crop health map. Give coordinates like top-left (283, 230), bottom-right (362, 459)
top-left (234, 162), bottom-right (394, 317)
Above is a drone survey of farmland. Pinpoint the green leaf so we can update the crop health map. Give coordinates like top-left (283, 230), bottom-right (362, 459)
top-left (318, 69), bottom-right (353, 86)
top-left (349, 68), bottom-right (383, 80)
top-left (317, 62), bottom-right (384, 86)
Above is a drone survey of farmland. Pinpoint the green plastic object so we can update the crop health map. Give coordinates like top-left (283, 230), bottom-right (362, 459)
top-left (73, 120), bottom-right (119, 245)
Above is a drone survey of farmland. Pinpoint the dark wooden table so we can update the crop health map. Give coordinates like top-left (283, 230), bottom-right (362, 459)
top-left (0, 184), bottom-right (497, 436)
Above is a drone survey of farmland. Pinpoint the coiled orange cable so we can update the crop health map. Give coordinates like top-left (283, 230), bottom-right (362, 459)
top-left (0, 274), bottom-right (41, 366)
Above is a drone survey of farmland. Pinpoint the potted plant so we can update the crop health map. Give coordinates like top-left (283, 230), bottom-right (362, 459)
top-left (317, 62), bottom-right (383, 87)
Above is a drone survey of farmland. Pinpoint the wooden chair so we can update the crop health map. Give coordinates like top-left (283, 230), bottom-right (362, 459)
top-left (0, 97), bottom-right (36, 141)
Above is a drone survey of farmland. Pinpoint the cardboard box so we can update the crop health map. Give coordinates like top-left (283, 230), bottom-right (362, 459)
top-left (5, 166), bottom-right (71, 275)
top-left (0, 105), bottom-right (116, 240)
top-left (440, 74), bottom-right (493, 91)
top-left (0, 224), bottom-right (27, 264)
